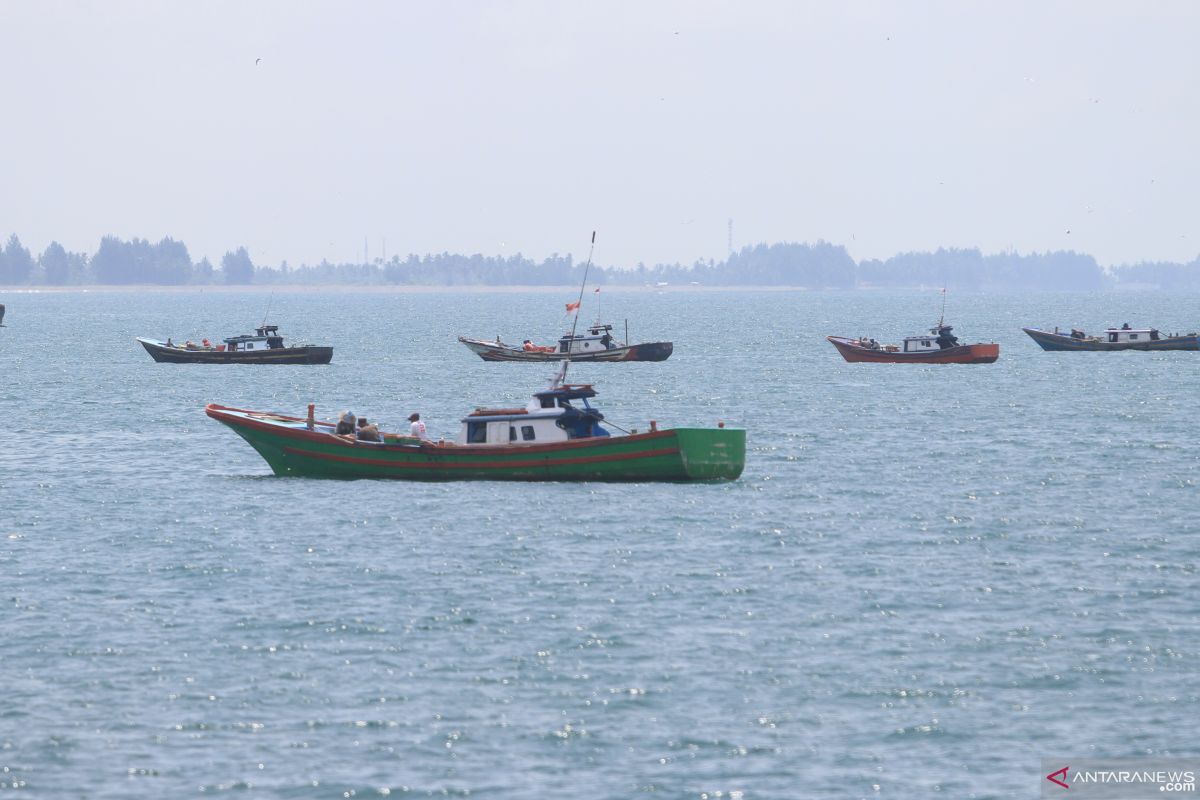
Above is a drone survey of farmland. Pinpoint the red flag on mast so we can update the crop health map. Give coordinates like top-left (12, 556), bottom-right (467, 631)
top-left (565, 301), bottom-right (580, 313)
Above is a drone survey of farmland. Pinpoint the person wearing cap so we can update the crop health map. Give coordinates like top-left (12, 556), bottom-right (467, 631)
top-left (335, 411), bottom-right (356, 436)
top-left (408, 413), bottom-right (428, 440)
top-left (356, 416), bottom-right (381, 442)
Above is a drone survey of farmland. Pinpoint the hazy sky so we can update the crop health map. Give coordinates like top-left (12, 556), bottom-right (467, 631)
top-left (3, 1), bottom-right (1199, 269)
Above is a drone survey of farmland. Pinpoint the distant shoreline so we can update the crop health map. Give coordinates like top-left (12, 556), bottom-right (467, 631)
top-left (0, 284), bottom-right (819, 294)
top-left (0, 284), bottom-right (1180, 294)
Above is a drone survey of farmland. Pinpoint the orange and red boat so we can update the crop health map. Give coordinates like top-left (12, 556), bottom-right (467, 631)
top-left (827, 323), bottom-right (998, 364)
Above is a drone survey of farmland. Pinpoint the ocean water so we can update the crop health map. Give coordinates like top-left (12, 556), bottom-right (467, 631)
top-left (1, 288), bottom-right (1198, 799)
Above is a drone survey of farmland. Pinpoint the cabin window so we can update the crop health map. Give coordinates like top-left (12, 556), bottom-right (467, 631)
top-left (1109, 333), bottom-right (1118, 342)
top-left (521, 425), bottom-right (536, 441)
top-left (540, 397), bottom-right (555, 409)
top-left (559, 342), bottom-right (569, 353)
top-left (1130, 333), bottom-right (1139, 340)
top-left (467, 422), bottom-right (487, 443)
top-left (509, 426), bottom-right (517, 442)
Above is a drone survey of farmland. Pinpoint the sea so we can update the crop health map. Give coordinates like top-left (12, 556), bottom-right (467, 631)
top-left (1, 287), bottom-right (1198, 799)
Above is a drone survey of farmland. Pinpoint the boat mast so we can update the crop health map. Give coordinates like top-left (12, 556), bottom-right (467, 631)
top-left (556, 231), bottom-right (597, 388)
top-left (261, 291), bottom-right (275, 328)
top-left (938, 286), bottom-right (947, 328)
top-left (569, 231), bottom-right (596, 341)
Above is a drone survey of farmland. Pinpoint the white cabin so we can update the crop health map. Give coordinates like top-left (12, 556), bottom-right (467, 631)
top-left (902, 324), bottom-right (959, 352)
top-left (902, 336), bottom-right (939, 353)
top-left (1105, 327), bottom-right (1160, 343)
top-left (225, 325), bottom-right (286, 352)
top-left (456, 384), bottom-right (611, 446)
top-left (555, 324), bottom-right (621, 356)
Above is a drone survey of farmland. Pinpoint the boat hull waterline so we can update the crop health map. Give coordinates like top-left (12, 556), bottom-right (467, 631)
top-left (458, 336), bottom-right (672, 362)
top-left (206, 404), bottom-right (744, 482)
top-left (138, 339), bottom-right (333, 364)
top-left (1022, 328), bottom-right (1200, 352)
top-left (827, 336), bottom-right (999, 364)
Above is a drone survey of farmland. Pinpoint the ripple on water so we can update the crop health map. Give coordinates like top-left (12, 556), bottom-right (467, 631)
top-left (3, 290), bottom-right (1200, 796)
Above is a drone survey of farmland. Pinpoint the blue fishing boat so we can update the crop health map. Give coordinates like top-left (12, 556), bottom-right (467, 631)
top-left (1022, 324), bottom-right (1200, 351)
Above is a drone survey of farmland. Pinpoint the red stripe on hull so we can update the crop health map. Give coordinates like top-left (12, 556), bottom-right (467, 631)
top-left (280, 444), bottom-right (681, 470)
top-left (204, 404), bottom-right (677, 455)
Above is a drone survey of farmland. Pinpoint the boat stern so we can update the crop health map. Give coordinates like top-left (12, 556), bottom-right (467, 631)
top-left (965, 342), bottom-right (1000, 363)
top-left (625, 341), bottom-right (673, 361)
top-left (304, 346), bottom-right (335, 364)
top-left (672, 427), bottom-right (746, 480)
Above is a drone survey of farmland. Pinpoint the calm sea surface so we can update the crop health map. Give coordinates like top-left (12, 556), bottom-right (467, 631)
top-left (1, 288), bottom-right (1198, 799)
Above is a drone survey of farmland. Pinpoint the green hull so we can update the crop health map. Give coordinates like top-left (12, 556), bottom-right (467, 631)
top-left (206, 405), bottom-right (745, 482)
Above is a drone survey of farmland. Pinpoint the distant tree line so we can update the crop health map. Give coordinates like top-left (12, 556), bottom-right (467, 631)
top-left (857, 248), bottom-right (1112, 291)
top-left (3, 229), bottom-right (1200, 289)
top-left (0, 233), bottom-right (252, 286)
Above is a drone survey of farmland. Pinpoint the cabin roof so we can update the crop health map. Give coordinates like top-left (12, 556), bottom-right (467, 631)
top-left (560, 325), bottom-right (613, 340)
top-left (467, 407), bottom-right (528, 417)
top-left (533, 383), bottom-right (597, 400)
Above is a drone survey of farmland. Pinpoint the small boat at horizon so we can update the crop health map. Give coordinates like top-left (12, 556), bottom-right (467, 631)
top-left (1022, 324), bottom-right (1200, 351)
top-left (137, 324), bottom-right (332, 364)
top-left (206, 364), bottom-right (743, 481)
top-left (827, 323), bottom-right (999, 364)
top-left (459, 323), bottom-right (672, 362)
top-left (462, 232), bottom-right (672, 363)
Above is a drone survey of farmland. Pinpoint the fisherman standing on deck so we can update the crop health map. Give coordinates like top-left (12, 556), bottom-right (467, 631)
top-left (409, 413), bottom-right (428, 440)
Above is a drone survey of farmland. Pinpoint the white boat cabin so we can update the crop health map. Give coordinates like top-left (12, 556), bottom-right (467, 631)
top-left (555, 324), bottom-right (621, 355)
top-left (225, 325), bottom-right (287, 352)
top-left (1105, 326), bottom-right (1160, 343)
top-left (457, 384), bottom-right (611, 446)
top-left (902, 336), bottom-right (940, 353)
top-left (901, 324), bottom-right (959, 352)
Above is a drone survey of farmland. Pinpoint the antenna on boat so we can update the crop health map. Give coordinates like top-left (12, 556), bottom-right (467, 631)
top-left (261, 291), bottom-right (275, 328)
top-left (569, 231), bottom-right (596, 342)
top-left (549, 231), bottom-right (597, 389)
top-left (549, 358), bottom-right (569, 389)
top-left (938, 286), bottom-right (947, 328)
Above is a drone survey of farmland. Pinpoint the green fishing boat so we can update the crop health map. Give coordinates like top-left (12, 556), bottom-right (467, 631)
top-left (206, 369), bottom-right (744, 482)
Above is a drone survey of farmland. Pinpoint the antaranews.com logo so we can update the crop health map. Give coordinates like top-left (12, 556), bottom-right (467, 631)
top-left (1042, 759), bottom-right (1198, 798)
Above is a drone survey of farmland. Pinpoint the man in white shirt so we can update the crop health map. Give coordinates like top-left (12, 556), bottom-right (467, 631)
top-left (408, 412), bottom-right (428, 439)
